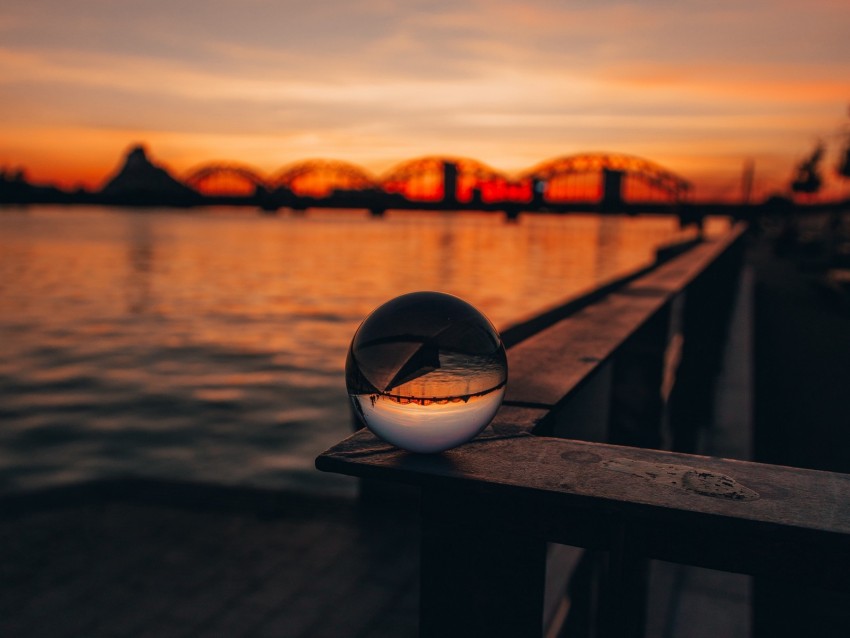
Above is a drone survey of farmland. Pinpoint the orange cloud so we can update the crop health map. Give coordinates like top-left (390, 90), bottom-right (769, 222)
top-left (1, 1), bottom-right (848, 199)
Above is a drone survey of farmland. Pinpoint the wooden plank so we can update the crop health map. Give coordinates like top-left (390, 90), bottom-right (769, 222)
top-left (503, 224), bottom-right (747, 414)
top-left (487, 404), bottom-right (551, 436)
top-left (316, 432), bottom-right (850, 588)
top-left (504, 291), bottom-right (666, 410)
top-left (606, 304), bottom-right (669, 449)
top-left (622, 222), bottom-right (747, 295)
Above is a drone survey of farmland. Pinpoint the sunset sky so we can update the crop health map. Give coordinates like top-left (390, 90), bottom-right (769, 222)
top-left (1, 0), bottom-right (848, 200)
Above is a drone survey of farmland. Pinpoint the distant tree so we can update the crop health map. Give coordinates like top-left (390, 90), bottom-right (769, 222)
top-left (834, 107), bottom-right (850, 200)
top-left (839, 143), bottom-right (850, 180)
top-left (791, 142), bottom-right (825, 196)
top-left (838, 112), bottom-right (850, 181)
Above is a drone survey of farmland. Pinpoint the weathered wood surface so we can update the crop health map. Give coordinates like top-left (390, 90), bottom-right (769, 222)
top-left (314, 223), bottom-right (850, 636)
top-left (504, 291), bottom-right (665, 410)
top-left (627, 221), bottom-right (746, 293)
top-left (316, 429), bottom-right (850, 589)
top-left (497, 237), bottom-right (698, 349)
top-left (504, 224), bottom-right (747, 417)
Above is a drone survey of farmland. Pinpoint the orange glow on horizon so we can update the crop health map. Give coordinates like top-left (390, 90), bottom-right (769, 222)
top-left (2, 127), bottom-right (849, 204)
top-left (1, 0), bottom-right (848, 204)
top-left (6, 141), bottom-right (848, 204)
top-left (189, 173), bottom-right (257, 197)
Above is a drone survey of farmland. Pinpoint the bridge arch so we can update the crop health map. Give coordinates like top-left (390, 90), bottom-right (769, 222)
top-left (272, 160), bottom-right (377, 197)
top-left (380, 156), bottom-right (512, 202)
top-left (522, 153), bottom-right (691, 204)
top-left (184, 163), bottom-right (268, 196)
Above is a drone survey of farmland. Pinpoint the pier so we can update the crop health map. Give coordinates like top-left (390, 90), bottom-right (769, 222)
top-left (317, 218), bottom-right (850, 638)
top-left (2, 215), bottom-right (850, 637)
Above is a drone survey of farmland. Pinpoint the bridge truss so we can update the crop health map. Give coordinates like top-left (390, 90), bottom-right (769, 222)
top-left (272, 160), bottom-right (378, 197)
top-left (184, 163), bottom-right (268, 196)
top-left (180, 152), bottom-right (692, 208)
top-left (380, 156), bottom-right (513, 202)
top-left (523, 153), bottom-right (691, 203)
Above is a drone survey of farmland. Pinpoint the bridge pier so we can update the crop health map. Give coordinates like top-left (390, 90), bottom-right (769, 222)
top-left (442, 161), bottom-right (458, 205)
top-left (504, 208), bottom-right (522, 223)
top-left (601, 168), bottom-right (625, 210)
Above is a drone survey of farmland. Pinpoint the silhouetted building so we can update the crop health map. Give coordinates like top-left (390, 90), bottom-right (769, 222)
top-left (0, 167), bottom-right (72, 204)
top-left (0, 168), bottom-right (29, 202)
top-left (100, 145), bottom-right (199, 206)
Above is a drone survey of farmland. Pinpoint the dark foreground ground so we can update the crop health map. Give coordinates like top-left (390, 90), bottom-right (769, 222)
top-left (0, 482), bottom-right (420, 638)
top-left (750, 228), bottom-right (850, 638)
top-left (1, 228), bottom-right (848, 638)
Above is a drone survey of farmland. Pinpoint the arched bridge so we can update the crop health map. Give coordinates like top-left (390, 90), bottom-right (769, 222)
top-left (184, 163), bottom-right (268, 196)
top-left (178, 152), bottom-right (692, 213)
top-left (523, 153), bottom-right (691, 204)
top-left (379, 153), bottom-right (690, 205)
top-left (272, 159), bottom-right (378, 197)
top-left (380, 156), bottom-right (512, 202)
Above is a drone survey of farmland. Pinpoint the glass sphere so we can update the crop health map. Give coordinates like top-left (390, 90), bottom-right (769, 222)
top-left (346, 291), bottom-right (507, 453)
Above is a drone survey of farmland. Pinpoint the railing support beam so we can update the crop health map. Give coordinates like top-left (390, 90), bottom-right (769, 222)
top-left (419, 487), bottom-right (546, 638)
top-left (600, 520), bottom-right (648, 638)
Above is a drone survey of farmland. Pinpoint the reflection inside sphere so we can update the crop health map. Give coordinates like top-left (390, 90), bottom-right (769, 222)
top-left (346, 291), bottom-right (507, 453)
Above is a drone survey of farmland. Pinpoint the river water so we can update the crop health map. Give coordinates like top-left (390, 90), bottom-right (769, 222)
top-left (0, 206), bottom-right (708, 495)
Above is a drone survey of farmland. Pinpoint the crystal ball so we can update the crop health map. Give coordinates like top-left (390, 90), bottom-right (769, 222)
top-left (346, 291), bottom-right (507, 453)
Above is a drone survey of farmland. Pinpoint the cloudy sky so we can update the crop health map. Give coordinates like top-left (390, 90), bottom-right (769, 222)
top-left (1, 0), bottom-right (848, 199)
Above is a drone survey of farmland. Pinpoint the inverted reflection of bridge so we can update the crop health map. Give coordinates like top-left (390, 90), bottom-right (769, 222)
top-left (179, 152), bottom-right (692, 215)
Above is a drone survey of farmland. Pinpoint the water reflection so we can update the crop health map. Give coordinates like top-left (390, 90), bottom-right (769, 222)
top-left (125, 212), bottom-right (156, 315)
top-left (0, 206), bottom-right (705, 494)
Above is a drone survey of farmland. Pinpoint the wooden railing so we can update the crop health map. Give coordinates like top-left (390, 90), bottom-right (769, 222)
top-left (316, 223), bottom-right (850, 638)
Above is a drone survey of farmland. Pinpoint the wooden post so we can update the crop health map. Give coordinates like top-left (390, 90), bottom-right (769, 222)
top-left (419, 487), bottom-right (547, 638)
top-left (595, 300), bottom-right (671, 638)
top-left (598, 521), bottom-right (648, 638)
top-left (317, 225), bottom-right (755, 638)
top-left (668, 239), bottom-right (743, 453)
top-left (607, 303), bottom-right (670, 449)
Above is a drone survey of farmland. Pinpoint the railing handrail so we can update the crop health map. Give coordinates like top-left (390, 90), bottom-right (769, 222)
top-left (498, 234), bottom-right (703, 349)
top-left (317, 428), bottom-right (850, 584)
top-left (502, 222), bottom-right (746, 432)
top-left (316, 222), bottom-right (848, 638)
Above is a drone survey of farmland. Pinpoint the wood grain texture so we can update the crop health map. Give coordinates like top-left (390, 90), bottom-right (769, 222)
top-left (503, 224), bottom-right (747, 413)
top-left (317, 431), bottom-right (850, 588)
top-left (317, 224), bottom-right (850, 592)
